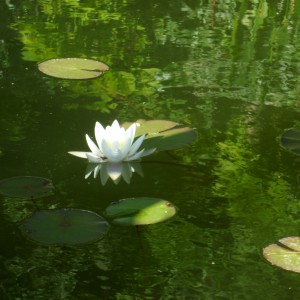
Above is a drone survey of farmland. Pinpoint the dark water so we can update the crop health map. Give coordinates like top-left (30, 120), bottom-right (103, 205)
top-left (2, 0), bottom-right (300, 299)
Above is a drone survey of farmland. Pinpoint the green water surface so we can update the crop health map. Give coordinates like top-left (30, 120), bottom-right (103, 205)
top-left (1, 0), bottom-right (300, 299)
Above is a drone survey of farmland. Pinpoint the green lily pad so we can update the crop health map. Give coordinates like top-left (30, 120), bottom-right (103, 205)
top-left (0, 176), bottom-right (53, 199)
top-left (263, 237), bottom-right (300, 273)
top-left (21, 209), bottom-right (109, 245)
top-left (123, 119), bottom-right (197, 151)
top-left (105, 197), bottom-right (176, 225)
top-left (281, 128), bottom-right (300, 155)
top-left (38, 58), bottom-right (109, 79)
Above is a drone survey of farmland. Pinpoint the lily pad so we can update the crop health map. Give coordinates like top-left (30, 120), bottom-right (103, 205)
top-left (263, 237), bottom-right (300, 273)
top-left (38, 58), bottom-right (109, 79)
top-left (0, 176), bottom-right (53, 199)
top-left (105, 197), bottom-right (176, 225)
top-left (123, 119), bottom-right (197, 151)
top-left (21, 209), bottom-right (109, 245)
top-left (281, 128), bottom-right (300, 155)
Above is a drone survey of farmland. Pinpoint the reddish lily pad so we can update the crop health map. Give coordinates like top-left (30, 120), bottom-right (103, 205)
top-left (105, 197), bottom-right (176, 226)
top-left (122, 119), bottom-right (197, 151)
top-left (263, 237), bottom-right (300, 273)
top-left (21, 209), bottom-right (109, 245)
top-left (38, 58), bottom-right (109, 79)
top-left (0, 176), bottom-right (53, 199)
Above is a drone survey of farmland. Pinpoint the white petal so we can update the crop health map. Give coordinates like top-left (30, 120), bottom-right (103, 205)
top-left (107, 162), bottom-right (123, 181)
top-left (109, 150), bottom-right (124, 162)
top-left (139, 148), bottom-right (156, 158)
top-left (85, 164), bottom-right (100, 179)
top-left (85, 164), bottom-right (95, 179)
top-left (121, 163), bottom-right (132, 184)
top-left (119, 127), bottom-right (126, 140)
top-left (126, 149), bottom-right (145, 161)
top-left (119, 128), bottom-right (135, 158)
top-left (120, 140), bottom-right (132, 158)
top-left (101, 139), bottom-right (124, 162)
top-left (95, 122), bottom-right (105, 151)
top-left (128, 134), bottom-right (145, 156)
top-left (126, 123), bottom-right (136, 146)
top-left (100, 166), bottom-right (109, 185)
top-left (108, 120), bottom-right (121, 137)
top-left (131, 162), bottom-right (144, 177)
top-left (68, 151), bottom-right (92, 159)
top-left (113, 176), bottom-right (122, 185)
top-left (86, 153), bottom-right (103, 163)
top-left (93, 164), bottom-right (101, 178)
top-left (127, 148), bottom-right (155, 161)
top-left (111, 120), bottom-right (120, 131)
top-left (101, 139), bottom-right (112, 157)
top-left (86, 134), bottom-right (101, 156)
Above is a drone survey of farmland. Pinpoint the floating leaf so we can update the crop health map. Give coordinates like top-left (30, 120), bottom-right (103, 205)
top-left (279, 237), bottom-right (300, 251)
top-left (21, 209), bottom-right (109, 245)
top-left (263, 237), bottom-right (300, 273)
top-left (122, 119), bottom-right (197, 151)
top-left (0, 176), bottom-right (53, 199)
top-left (105, 197), bottom-right (176, 225)
top-left (38, 58), bottom-right (109, 79)
top-left (281, 128), bottom-right (300, 155)
top-left (123, 120), bottom-right (178, 136)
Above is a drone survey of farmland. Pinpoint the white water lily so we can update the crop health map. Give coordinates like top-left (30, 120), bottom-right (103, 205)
top-left (69, 120), bottom-right (156, 163)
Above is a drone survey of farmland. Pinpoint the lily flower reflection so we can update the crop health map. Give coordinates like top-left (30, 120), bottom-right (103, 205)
top-left (69, 120), bottom-right (156, 163)
top-left (85, 162), bottom-right (144, 185)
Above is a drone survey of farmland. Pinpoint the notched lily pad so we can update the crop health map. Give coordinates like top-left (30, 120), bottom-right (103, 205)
top-left (38, 58), bottom-right (109, 79)
top-left (0, 176), bottom-right (53, 199)
top-left (21, 209), bottom-right (109, 245)
top-left (105, 197), bottom-right (176, 226)
top-left (281, 128), bottom-right (300, 155)
top-left (123, 119), bottom-right (197, 151)
top-left (263, 237), bottom-right (300, 273)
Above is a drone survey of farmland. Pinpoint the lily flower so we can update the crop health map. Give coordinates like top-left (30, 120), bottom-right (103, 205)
top-left (68, 120), bottom-right (156, 163)
top-left (85, 162), bottom-right (144, 185)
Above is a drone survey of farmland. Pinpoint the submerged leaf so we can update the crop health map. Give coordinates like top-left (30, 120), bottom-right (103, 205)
top-left (0, 176), bottom-right (53, 199)
top-left (281, 128), bottom-right (300, 155)
top-left (105, 197), bottom-right (176, 225)
top-left (38, 58), bottom-right (109, 79)
top-left (122, 119), bottom-right (197, 151)
top-left (21, 209), bottom-right (109, 245)
top-left (263, 237), bottom-right (300, 273)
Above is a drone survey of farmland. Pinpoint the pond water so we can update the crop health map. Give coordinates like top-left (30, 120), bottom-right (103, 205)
top-left (2, 0), bottom-right (300, 299)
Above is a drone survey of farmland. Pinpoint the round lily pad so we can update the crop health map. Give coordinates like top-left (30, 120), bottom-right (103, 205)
top-left (263, 237), bottom-right (300, 273)
top-left (281, 128), bottom-right (300, 155)
top-left (122, 119), bottom-right (197, 151)
top-left (38, 58), bottom-right (109, 79)
top-left (105, 197), bottom-right (176, 225)
top-left (0, 176), bottom-right (53, 199)
top-left (21, 209), bottom-right (109, 245)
